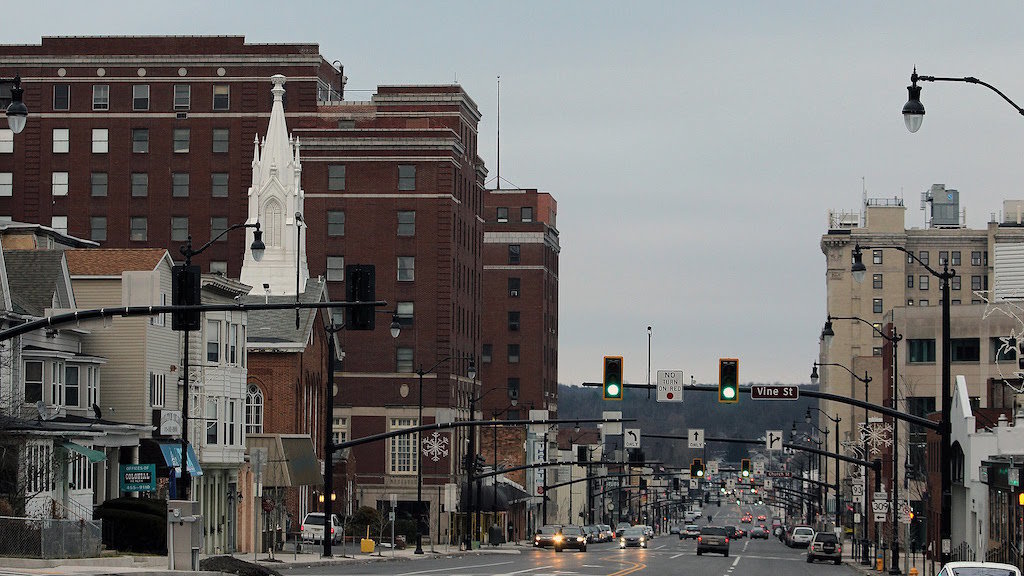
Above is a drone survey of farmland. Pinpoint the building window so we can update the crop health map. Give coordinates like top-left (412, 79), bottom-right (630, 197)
top-left (210, 261), bottom-right (227, 275)
top-left (398, 165), bottom-right (416, 190)
top-left (132, 84), bottom-right (149, 110)
top-left (482, 344), bottom-right (492, 363)
top-left (213, 84), bottom-right (230, 110)
top-left (92, 129), bottom-right (108, 153)
top-left (951, 276), bottom-right (961, 291)
top-left (939, 251), bottom-right (948, 266)
top-left (149, 372), bottom-right (165, 408)
top-left (908, 339), bottom-right (936, 363)
top-left (508, 311), bottom-right (520, 331)
top-left (26, 442), bottom-right (53, 493)
top-left (245, 384), bottom-right (263, 434)
top-left (328, 165), bottom-right (346, 190)
top-left (522, 206), bottom-right (534, 222)
top-left (332, 417), bottom-right (348, 445)
top-left (212, 128), bottom-right (229, 153)
top-left (972, 275), bottom-right (982, 291)
top-left (171, 216), bottom-right (189, 242)
top-left (872, 322), bottom-right (883, 335)
top-left (51, 172), bottom-right (68, 196)
top-left (24, 360), bottom-right (43, 404)
top-left (203, 217), bottom-right (224, 243)
top-left (50, 361), bottom-right (64, 406)
top-left (174, 84), bottom-right (191, 109)
top-left (509, 277), bottom-right (521, 297)
top-left (872, 347), bottom-right (883, 356)
top-left (872, 274), bottom-right (882, 289)
top-left (388, 417), bottom-right (418, 474)
top-left (211, 173), bottom-right (228, 197)
top-left (397, 211), bottom-right (415, 236)
top-left (131, 173), bottom-right (148, 197)
top-left (130, 217), bottom-right (147, 241)
top-left (206, 399), bottom-right (218, 445)
top-left (972, 251), bottom-right (982, 266)
top-left (497, 207), bottom-right (508, 223)
top-left (53, 84), bottom-right (69, 111)
top-left (229, 324), bottom-right (238, 365)
top-left (907, 275), bottom-right (914, 288)
top-left (91, 172), bottom-right (107, 197)
top-left (397, 256), bottom-right (415, 281)
top-left (396, 301), bottom-right (414, 327)
top-left (951, 299), bottom-right (961, 305)
top-left (508, 244), bottom-right (521, 264)
top-left (872, 250), bottom-right (882, 264)
top-left (326, 256), bottom-right (344, 281)
top-left (951, 338), bottom-right (980, 362)
top-left (919, 276), bottom-right (929, 290)
top-left (951, 251), bottom-right (961, 266)
top-left (92, 85), bottom-right (109, 110)
top-left (918, 251), bottom-right (929, 265)
top-left (508, 344), bottom-right (520, 363)
top-left (131, 128), bottom-right (148, 153)
top-left (919, 299), bottom-right (929, 306)
top-left (207, 319), bottom-right (220, 363)
top-left (86, 367), bottom-right (98, 408)
top-left (0, 173), bottom-right (10, 196)
top-left (90, 217), bottom-right (107, 242)
top-left (51, 216), bottom-right (67, 235)
top-left (227, 400), bottom-right (236, 445)
top-left (53, 128), bottom-right (69, 153)
top-left (872, 298), bottom-right (883, 314)
top-left (327, 210), bottom-right (345, 236)
top-left (172, 173), bottom-right (189, 197)
top-left (173, 128), bottom-right (190, 153)
top-left (992, 337), bottom-right (1017, 363)
top-left (396, 347), bottom-right (414, 373)
top-left (0, 129), bottom-right (12, 153)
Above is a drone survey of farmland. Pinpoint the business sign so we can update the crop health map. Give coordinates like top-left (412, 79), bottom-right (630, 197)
top-left (656, 370), bottom-right (684, 402)
top-left (120, 463), bottom-right (156, 492)
top-left (750, 385), bottom-right (799, 400)
top-left (533, 439), bottom-right (545, 495)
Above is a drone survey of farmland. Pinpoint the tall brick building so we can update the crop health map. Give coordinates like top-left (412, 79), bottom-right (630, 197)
top-left (0, 36), bottom-right (558, 545)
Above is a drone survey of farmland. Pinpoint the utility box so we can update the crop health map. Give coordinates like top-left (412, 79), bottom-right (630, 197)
top-left (167, 500), bottom-right (202, 571)
top-left (360, 538), bottom-right (375, 553)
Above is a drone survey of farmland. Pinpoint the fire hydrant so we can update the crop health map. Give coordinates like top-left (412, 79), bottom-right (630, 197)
top-left (909, 568), bottom-right (919, 576)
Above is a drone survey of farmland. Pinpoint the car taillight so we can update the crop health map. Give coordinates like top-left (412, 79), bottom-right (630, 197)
top-left (331, 528), bottom-right (335, 534)
top-left (697, 536), bottom-right (702, 542)
top-left (837, 546), bottom-right (842, 553)
top-left (300, 525), bottom-right (304, 531)
top-left (725, 538), bottom-right (729, 543)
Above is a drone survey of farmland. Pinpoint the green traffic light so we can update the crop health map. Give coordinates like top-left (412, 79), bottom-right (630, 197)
top-left (607, 383), bottom-right (620, 397)
top-left (722, 387), bottom-right (736, 400)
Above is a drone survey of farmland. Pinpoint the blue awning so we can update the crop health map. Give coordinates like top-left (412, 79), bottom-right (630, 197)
top-left (159, 443), bottom-right (203, 477)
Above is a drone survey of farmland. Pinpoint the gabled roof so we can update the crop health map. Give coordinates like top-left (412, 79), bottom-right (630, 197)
top-left (3, 250), bottom-right (69, 316)
top-left (244, 278), bottom-right (326, 347)
top-left (65, 248), bottom-right (171, 276)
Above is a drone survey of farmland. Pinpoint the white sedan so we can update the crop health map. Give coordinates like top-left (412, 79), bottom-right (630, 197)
top-left (938, 561), bottom-right (1021, 576)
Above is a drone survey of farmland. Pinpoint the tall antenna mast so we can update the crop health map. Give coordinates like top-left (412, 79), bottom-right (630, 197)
top-left (496, 75), bottom-right (500, 190)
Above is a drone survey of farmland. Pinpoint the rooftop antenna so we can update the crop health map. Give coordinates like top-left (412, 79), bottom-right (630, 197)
top-left (496, 75), bottom-right (500, 190)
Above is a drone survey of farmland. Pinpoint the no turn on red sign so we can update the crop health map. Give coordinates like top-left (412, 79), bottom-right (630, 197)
top-left (657, 370), bottom-right (684, 402)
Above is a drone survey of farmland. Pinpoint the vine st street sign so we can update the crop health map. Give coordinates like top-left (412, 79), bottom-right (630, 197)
top-left (750, 385), bottom-right (799, 400)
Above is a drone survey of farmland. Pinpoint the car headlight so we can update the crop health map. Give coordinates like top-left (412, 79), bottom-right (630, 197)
top-left (578, 537), bottom-right (585, 542)
top-left (639, 537), bottom-right (645, 542)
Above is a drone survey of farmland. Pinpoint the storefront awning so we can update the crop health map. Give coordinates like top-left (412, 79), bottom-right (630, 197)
top-left (60, 442), bottom-right (106, 463)
top-left (158, 443), bottom-right (203, 477)
top-left (246, 434), bottom-right (322, 487)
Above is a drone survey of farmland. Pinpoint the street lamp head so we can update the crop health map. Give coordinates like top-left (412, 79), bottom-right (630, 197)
top-left (467, 359), bottom-right (477, 381)
top-left (821, 318), bottom-right (834, 348)
top-left (903, 70), bottom-right (925, 133)
top-left (809, 363), bottom-right (820, 385)
top-left (389, 314), bottom-right (401, 339)
top-left (5, 76), bottom-right (27, 135)
top-left (850, 246), bottom-right (867, 283)
top-left (250, 226), bottom-right (266, 262)
top-left (805, 407), bottom-right (812, 425)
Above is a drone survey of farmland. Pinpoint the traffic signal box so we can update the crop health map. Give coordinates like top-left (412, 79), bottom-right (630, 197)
top-left (741, 458), bottom-right (751, 478)
top-left (603, 356), bottom-right (624, 400)
top-left (690, 458), bottom-right (704, 478)
top-left (719, 358), bottom-right (739, 403)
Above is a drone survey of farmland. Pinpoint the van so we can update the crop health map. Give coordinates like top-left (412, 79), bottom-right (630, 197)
top-left (300, 512), bottom-right (342, 544)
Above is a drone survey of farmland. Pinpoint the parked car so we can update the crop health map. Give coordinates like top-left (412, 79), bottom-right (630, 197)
top-left (582, 525), bottom-right (599, 542)
top-left (555, 525), bottom-right (588, 553)
top-left (599, 524), bottom-right (614, 542)
top-left (680, 524), bottom-right (701, 539)
top-left (300, 512), bottom-right (341, 544)
top-left (937, 561), bottom-right (1021, 576)
top-left (534, 525), bottom-right (562, 548)
top-left (620, 526), bottom-right (648, 549)
top-left (787, 526), bottom-right (814, 548)
top-left (806, 531), bottom-right (842, 564)
top-left (696, 526), bottom-right (730, 557)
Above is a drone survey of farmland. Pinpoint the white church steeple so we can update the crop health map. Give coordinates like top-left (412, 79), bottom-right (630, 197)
top-left (239, 74), bottom-right (309, 296)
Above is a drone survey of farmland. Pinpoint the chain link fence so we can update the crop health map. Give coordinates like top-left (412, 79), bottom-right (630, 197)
top-left (0, 516), bottom-right (103, 558)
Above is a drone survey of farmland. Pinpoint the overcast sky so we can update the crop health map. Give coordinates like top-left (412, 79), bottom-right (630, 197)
top-left (10, 1), bottom-right (1024, 386)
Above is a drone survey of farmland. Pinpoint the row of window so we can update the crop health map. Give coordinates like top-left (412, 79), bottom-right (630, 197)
top-left (870, 273), bottom-right (989, 292)
top-left (327, 165), bottom-right (418, 192)
top-left (0, 171), bottom-right (233, 199)
top-left (38, 127), bottom-right (231, 155)
top-left (479, 344), bottom-right (521, 364)
top-left (205, 397), bottom-right (241, 447)
top-left (53, 83), bottom-right (230, 112)
top-left (495, 206), bottom-right (534, 223)
top-left (907, 337), bottom-right (1019, 363)
top-left (204, 319), bottom-right (247, 367)
top-left (870, 249), bottom-right (989, 267)
top-left (24, 359), bottom-right (100, 408)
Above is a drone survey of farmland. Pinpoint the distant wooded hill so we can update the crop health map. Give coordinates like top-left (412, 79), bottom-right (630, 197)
top-left (556, 383), bottom-right (820, 467)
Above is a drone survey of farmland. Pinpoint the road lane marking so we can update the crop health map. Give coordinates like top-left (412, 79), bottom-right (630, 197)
top-left (395, 560), bottom-right (514, 575)
top-left (732, 556), bottom-right (740, 567)
top-left (495, 566), bottom-right (553, 575)
top-left (608, 561), bottom-right (646, 576)
top-left (669, 553), bottom-right (685, 559)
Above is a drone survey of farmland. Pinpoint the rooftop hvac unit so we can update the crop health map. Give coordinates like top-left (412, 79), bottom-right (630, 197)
top-left (922, 184), bottom-right (960, 227)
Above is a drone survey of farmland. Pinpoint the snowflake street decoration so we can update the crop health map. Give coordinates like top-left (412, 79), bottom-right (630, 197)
top-left (421, 431), bottom-right (450, 462)
top-left (859, 422), bottom-right (893, 455)
top-left (978, 288), bottom-right (1024, 393)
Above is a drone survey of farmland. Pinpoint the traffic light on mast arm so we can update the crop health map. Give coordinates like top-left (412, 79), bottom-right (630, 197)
top-left (690, 458), bottom-right (704, 478)
top-left (718, 358), bottom-right (739, 403)
top-left (603, 356), bottom-right (624, 400)
top-left (741, 458), bottom-right (751, 478)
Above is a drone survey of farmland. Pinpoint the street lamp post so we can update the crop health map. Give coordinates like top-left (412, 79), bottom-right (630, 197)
top-left (1, 74), bottom-right (28, 134)
top-left (791, 423), bottom-right (825, 521)
top-left (463, 359), bottom-right (481, 551)
top-left (177, 223), bottom-right (266, 500)
top-left (806, 406), bottom-right (842, 533)
top-left (415, 355), bottom-right (475, 554)
top-left (823, 315), bottom-right (904, 573)
top-left (852, 243), bottom-right (953, 564)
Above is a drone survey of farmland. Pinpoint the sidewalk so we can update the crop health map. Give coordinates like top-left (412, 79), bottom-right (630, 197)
top-left (0, 541), bottom-right (523, 575)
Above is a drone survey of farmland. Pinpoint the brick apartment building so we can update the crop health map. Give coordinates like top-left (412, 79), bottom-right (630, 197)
top-left (0, 36), bottom-right (558, 545)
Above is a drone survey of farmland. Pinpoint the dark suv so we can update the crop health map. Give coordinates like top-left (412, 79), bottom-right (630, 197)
top-left (534, 525), bottom-right (562, 548)
top-left (555, 525), bottom-right (588, 552)
top-left (697, 526), bottom-right (730, 557)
